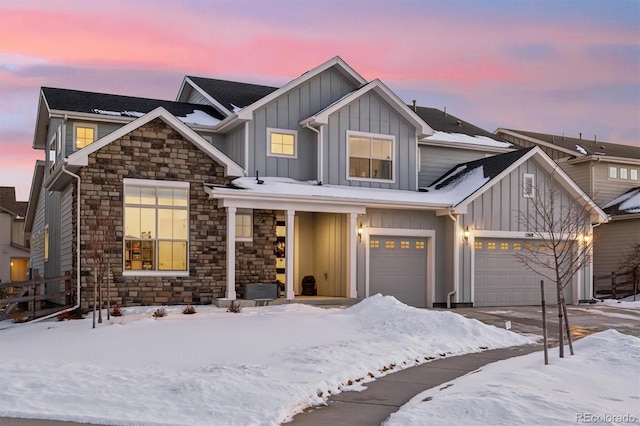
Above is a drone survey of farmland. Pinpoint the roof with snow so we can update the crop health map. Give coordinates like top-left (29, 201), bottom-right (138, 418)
top-left (603, 187), bottom-right (640, 216)
top-left (499, 129), bottom-right (640, 159)
top-left (42, 87), bottom-right (225, 125)
top-left (185, 77), bottom-right (278, 112)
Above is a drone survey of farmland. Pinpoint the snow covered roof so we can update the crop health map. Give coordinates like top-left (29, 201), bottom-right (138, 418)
top-left (603, 187), bottom-right (640, 216)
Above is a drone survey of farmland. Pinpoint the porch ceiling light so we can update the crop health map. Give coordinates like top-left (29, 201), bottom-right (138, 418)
top-left (357, 223), bottom-right (364, 242)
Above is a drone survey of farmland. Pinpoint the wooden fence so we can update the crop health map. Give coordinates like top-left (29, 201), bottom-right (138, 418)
top-left (0, 272), bottom-right (72, 320)
top-left (594, 270), bottom-right (639, 301)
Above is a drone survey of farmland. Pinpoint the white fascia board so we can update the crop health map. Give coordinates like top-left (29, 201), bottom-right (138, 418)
top-left (235, 56), bottom-right (367, 122)
top-left (205, 186), bottom-right (448, 212)
top-left (67, 107), bottom-right (244, 177)
top-left (418, 139), bottom-right (514, 154)
top-left (182, 77), bottom-right (232, 117)
top-left (452, 146), bottom-right (608, 222)
top-left (304, 80), bottom-right (434, 138)
top-left (566, 155), bottom-right (640, 166)
top-left (33, 90), bottom-right (52, 150)
top-left (495, 128), bottom-right (579, 158)
top-left (609, 213), bottom-right (640, 221)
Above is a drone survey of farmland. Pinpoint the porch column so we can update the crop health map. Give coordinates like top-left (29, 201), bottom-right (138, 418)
top-left (347, 213), bottom-right (358, 298)
top-left (285, 210), bottom-right (295, 299)
top-left (226, 206), bottom-right (236, 300)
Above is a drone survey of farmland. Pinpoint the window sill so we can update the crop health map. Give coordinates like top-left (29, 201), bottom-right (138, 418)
top-left (122, 270), bottom-right (189, 277)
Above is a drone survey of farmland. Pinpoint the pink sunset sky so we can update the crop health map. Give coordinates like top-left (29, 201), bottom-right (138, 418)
top-left (1, 0), bottom-right (639, 201)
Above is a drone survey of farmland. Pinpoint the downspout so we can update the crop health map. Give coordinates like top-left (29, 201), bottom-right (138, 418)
top-left (447, 211), bottom-right (457, 309)
top-left (244, 122), bottom-right (249, 176)
top-left (30, 165), bottom-right (81, 323)
top-left (303, 123), bottom-right (322, 184)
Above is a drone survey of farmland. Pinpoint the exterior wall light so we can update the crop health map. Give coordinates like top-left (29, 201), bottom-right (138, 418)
top-left (463, 227), bottom-right (471, 245)
top-left (357, 223), bottom-right (364, 242)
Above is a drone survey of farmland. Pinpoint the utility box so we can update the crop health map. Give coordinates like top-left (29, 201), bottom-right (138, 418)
top-left (244, 283), bottom-right (278, 300)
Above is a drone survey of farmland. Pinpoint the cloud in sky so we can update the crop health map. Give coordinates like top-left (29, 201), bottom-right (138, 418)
top-left (0, 0), bottom-right (638, 200)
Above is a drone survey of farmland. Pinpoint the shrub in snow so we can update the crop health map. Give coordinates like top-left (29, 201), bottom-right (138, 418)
top-left (110, 305), bottom-right (124, 317)
top-left (227, 300), bottom-right (242, 313)
top-left (10, 309), bottom-right (28, 323)
top-left (152, 307), bottom-right (167, 318)
top-left (182, 305), bottom-right (197, 315)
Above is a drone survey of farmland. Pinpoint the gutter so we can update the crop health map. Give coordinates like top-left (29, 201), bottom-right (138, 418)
top-left (303, 123), bottom-right (323, 184)
top-left (30, 165), bottom-right (81, 323)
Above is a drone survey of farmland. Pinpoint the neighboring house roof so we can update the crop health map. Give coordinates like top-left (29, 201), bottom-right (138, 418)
top-left (25, 160), bottom-right (45, 233)
top-left (300, 79), bottom-right (434, 138)
top-left (603, 187), bottom-right (640, 217)
top-left (0, 187), bottom-right (27, 217)
top-left (496, 129), bottom-right (640, 159)
top-left (34, 88), bottom-right (225, 149)
top-left (182, 77), bottom-right (278, 115)
top-left (65, 107), bottom-right (244, 177)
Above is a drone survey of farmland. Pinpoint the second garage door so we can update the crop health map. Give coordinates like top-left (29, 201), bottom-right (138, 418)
top-left (474, 238), bottom-right (573, 307)
top-left (369, 236), bottom-right (428, 308)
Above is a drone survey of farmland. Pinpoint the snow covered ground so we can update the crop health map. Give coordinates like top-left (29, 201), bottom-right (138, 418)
top-left (0, 296), bottom-right (637, 426)
top-left (385, 330), bottom-right (640, 426)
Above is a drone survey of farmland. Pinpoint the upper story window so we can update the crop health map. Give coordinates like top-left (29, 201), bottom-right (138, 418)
top-left (523, 173), bottom-right (535, 198)
top-left (347, 131), bottom-right (394, 182)
top-left (268, 128), bottom-right (297, 158)
top-left (609, 165), bottom-right (638, 181)
top-left (74, 123), bottom-right (97, 149)
top-left (123, 179), bottom-right (189, 275)
top-left (235, 211), bottom-right (253, 241)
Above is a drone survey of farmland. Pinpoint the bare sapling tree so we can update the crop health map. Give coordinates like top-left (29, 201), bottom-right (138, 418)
top-left (618, 241), bottom-right (640, 301)
top-left (516, 174), bottom-right (594, 359)
top-left (84, 213), bottom-right (116, 328)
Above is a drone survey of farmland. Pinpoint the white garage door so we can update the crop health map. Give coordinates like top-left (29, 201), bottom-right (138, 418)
top-left (369, 236), bottom-right (428, 308)
top-left (475, 238), bottom-right (573, 307)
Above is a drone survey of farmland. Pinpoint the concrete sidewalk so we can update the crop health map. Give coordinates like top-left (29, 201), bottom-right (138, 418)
top-left (289, 344), bottom-right (542, 426)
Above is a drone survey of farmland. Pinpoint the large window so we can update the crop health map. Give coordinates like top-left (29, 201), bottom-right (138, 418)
top-left (268, 128), bottom-right (296, 157)
top-left (123, 180), bottom-right (189, 274)
top-left (609, 165), bottom-right (638, 181)
top-left (74, 123), bottom-right (97, 149)
top-left (348, 132), bottom-right (394, 181)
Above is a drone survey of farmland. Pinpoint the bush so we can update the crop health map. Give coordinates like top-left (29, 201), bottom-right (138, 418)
top-left (10, 309), bottom-right (28, 323)
top-left (110, 305), bottom-right (124, 317)
top-left (227, 300), bottom-right (242, 313)
top-left (182, 305), bottom-right (197, 315)
top-left (152, 307), bottom-right (167, 318)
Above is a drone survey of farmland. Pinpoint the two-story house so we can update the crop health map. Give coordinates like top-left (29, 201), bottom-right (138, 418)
top-left (0, 187), bottom-right (29, 285)
top-left (27, 57), bottom-right (606, 311)
top-left (495, 129), bottom-right (640, 287)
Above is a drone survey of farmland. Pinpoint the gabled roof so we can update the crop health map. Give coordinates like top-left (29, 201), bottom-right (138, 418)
top-left (496, 129), bottom-right (640, 159)
top-left (34, 87), bottom-right (225, 149)
top-left (214, 56), bottom-right (368, 132)
top-left (300, 79), bottom-right (434, 138)
top-left (0, 187), bottom-right (27, 217)
top-left (434, 146), bottom-right (608, 223)
top-left (66, 107), bottom-right (244, 177)
top-left (179, 77), bottom-right (278, 116)
top-left (25, 161), bottom-right (45, 232)
top-left (603, 187), bottom-right (640, 217)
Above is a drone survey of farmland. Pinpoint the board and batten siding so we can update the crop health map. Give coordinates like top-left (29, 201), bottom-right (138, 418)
top-left (30, 186), bottom-right (46, 278)
top-left (44, 191), bottom-right (62, 278)
top-left (59, 185), bottom-right (74, 276)
top-left (357, 209), bottom-right (447, 303)
top-left (247, 68), bottom-right (357, 181)
top-left (324, 91), bottom-right (417, 190)
top-left (419, 145), bottom-right (492, 187)
top-left (457, 159), bottom-right (589, 304)
top-left (225, 126), bottom-right (246, 170)
top-left (185, 88), bottom-right (210, 106)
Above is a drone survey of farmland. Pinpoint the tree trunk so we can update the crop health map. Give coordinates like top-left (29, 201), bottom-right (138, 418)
top-left (98, 276), bottom-right (103, 324)
top-left (107, 260), bottom-right (111, 320)
top-left (557, 283), bottom-right (564, 358)
top-left (541, 280), bottom-right (549, 365)
top-left (561, 295), bottom-right (574, 355)
top-left (92, 267), bottom-right (97, 329)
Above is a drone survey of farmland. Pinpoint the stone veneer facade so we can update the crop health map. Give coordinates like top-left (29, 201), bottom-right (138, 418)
top-left (72, 118), bottom-right (276, 310)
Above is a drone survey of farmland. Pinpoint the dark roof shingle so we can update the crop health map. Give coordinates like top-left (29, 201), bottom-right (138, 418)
top-left (186, 77), bottom-right (278, 113)
top-left (414, 106), bottom-right (510, 143)
top-left (0, 187), bottom-right (27, 217)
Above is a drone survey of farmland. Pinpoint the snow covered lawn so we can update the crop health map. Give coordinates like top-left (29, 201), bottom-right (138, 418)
top-left (0, 295), bottom-right (532, 425)
top-left (385, 330), bottom-right (640, 426)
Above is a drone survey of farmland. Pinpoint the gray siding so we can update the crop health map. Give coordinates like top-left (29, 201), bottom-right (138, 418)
top-left (226, 126), bottom-right (246, 169)
top-left (44, 191), bottom-right (61, 278)
top-left (64, 120), bottom-right (122, 157)
top-left (30, 187), bottom-right (46, 277)
top-left (60, 185), bottom-right (74, 275)
top-left (0, 213), bottom-right (29, 283)
top-left (500, 134), bottom-right (568, 161)
top-left (594, 218), bottom-right (640, 279)
top-left (324, 91), bottom-right (418, 190)
top-left (186, 89), bottom-right (210, 105)
top-left (593, 161), bottom-right (639, 206)
top-left (560, 162), bottom-right (592, 199)
top-left (248, 67), bottom-right (357, 181)
top-left (419, 146), bottom-right (491, 187)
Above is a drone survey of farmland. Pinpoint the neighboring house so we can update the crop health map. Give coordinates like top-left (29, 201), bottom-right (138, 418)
top-left (0, 187), bottom-right (30, 284)
top-left (494, 129), bottom-right (640, 282)
top-left (26, 57), bottom-right (606, 310)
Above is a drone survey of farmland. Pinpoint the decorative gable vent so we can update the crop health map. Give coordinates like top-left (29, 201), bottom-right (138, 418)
top-left (523, 173), bottom-right (535, 198)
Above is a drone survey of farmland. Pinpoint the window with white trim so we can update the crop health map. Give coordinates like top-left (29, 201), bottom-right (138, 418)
top-left (609, 165), bottom-right (638, 181)
top-left (268, 128), bottom-right (296, 157)
top-left (44, 225), bottom-right (49, 262)
top-left (523, 173), bottom-right (535, 198)
top-left (348, 132), bottom-right (394, 181)
top-left (123, 180), bottom-right (189, 273)
top-left (609, 166), bottom-right (618, 179)
top-left (74, 123), bottom-right (97, 149)
top-left (235, 211), bottom-right (253, 241)
top-left (631, 169), bottom-right (638, 181)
